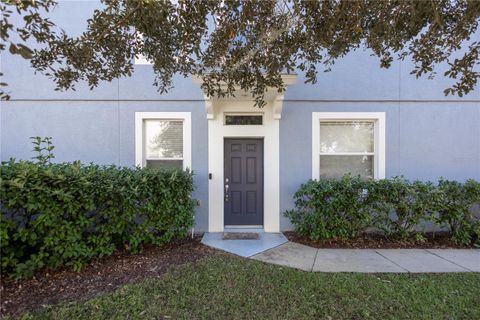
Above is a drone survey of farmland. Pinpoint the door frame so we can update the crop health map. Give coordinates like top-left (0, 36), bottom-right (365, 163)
top-left (224, 137), bottom-right (264, 227)
top-left (207, 100), bottom-right (280, 232)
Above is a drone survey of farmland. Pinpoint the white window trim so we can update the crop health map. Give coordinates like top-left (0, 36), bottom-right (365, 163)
top-left (135, 112), bottom-right (192, 170)
top-left (312, 112), bottom-right (385, 180)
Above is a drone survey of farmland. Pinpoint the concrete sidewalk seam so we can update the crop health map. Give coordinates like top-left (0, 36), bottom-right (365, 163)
top-left (248, 241), bottom-right (289, 258)
top-left (425, 249), bottom-right (474, 272)
top-left (311, 248), bottom-right (319, 272)
top-left (373, 250), bottom-right (410, 273)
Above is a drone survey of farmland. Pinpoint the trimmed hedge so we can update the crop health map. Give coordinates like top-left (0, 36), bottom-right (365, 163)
top-left (285, 175), bottom-right (480, 245)
top-left (0, 159), bottom-right (195, 277)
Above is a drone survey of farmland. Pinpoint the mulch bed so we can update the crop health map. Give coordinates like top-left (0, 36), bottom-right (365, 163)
top-left (284, 231), bottom-right (477, 249)
top-left (0, 236), bottom-right (218, 317)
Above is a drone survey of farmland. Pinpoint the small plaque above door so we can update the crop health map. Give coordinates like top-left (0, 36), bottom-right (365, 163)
top-left (225, 114), bottom-right (263, 125)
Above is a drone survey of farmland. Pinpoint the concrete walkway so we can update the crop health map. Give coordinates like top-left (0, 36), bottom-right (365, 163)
top-left (202, 231), bottom-right (480, 273)
top-left (251, 242), bottom-right (480, 273)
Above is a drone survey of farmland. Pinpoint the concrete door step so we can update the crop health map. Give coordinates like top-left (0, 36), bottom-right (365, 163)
top-left (201, 232), bottom-right (288, 257)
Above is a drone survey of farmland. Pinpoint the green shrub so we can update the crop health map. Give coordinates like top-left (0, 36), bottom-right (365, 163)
top-left (285, 175), bottom-right (479, 244)
top-left (284, 175), bottom-right (376, 240)
top-left (0, 159), bottom-right (195, 277)
top-left (372, 178), bottom-right (435, 239)
top-left (433, 179), bottom-right (480, 246)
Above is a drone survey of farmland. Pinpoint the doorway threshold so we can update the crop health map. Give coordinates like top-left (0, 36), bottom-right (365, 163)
top-left (224, 226), bottom-right (264, 233)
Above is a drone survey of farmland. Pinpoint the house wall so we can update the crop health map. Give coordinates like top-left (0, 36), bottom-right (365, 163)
top-left (1, 1), bottom-right (479, 231)
top-left (279, 101), bottom-right (480, 230)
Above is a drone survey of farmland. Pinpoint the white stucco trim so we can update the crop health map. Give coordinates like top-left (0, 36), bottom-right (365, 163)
top-left (312, 112), bottom-right (386, 180)
top-left (192, 74), bottom-right (297, 120)
top-left (133, 33), bottom-right (153, 65)
top-left (135, 112), bottom-right (192, 170)
top-left (272, 94), bottom-right (285, 119)
top-left (203, 95), bottom-right (214, 119)
top-left (134, 56), bottom-right (152, 65)
top-left (207, 101), bottom-right (280, 233)
top-left (194, 75), bottom-right (297, 233)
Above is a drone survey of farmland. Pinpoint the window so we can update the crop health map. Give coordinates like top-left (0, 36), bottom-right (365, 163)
top-left (320, 121), bottom-right (374, 178)
top-left (312, 112), bottom-right (385, 179)
top-left (144, 119), bottom-right (183, 169)
top-left (135, 112), bottom-right (191, 170)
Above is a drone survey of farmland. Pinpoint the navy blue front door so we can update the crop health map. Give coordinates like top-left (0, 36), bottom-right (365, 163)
top-left (224, 139), bottom-right (264, 226)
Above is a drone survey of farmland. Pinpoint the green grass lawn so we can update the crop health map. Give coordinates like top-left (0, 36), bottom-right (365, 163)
top-left (17, 254), bottom-right (480, 320)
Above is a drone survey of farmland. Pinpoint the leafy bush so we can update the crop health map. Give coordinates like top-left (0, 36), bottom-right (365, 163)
top-left (285, 175), bottom-right (480, 245)
top-left (372, 178), bottom-right (435, 239)
top-left (433, 179), bottom-right (480, 245)
top-left (0, 159), bottom-right (195, 277)
top-left (284, 175), bottom-right (376, 240)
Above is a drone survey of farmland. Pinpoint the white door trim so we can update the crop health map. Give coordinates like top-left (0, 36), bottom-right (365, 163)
top-left (207, 101), bottom-right (280, 232)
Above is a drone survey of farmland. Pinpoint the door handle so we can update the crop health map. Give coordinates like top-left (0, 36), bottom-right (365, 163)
top-left (225, 178), bottom-right (229, 202)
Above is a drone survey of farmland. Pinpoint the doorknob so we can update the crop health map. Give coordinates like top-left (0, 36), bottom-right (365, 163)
top-left (225, 178), bottom-right (229, 202)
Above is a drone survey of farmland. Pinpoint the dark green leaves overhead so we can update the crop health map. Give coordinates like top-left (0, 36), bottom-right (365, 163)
top-left (2, 0), bottom-right (480, 104)
top-left (1, 0), bottom-right (57, 100)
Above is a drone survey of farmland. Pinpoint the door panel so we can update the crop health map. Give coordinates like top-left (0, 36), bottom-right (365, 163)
top-left (224, 139), bottom-right (264, 225)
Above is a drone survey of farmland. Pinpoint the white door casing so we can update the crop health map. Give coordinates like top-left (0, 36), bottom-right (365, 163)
top-left (207, 101), bottom-right (280, 232)
top-left (195, 75), bottom-right (297, 233)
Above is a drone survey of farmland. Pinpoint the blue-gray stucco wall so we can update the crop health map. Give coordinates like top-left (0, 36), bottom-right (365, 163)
top-left (1, 1), bottom-right (479, 231)
top-left (1, 101), bottom-right (210, 232)
top-left (279, 102), bottom-right (480, 230)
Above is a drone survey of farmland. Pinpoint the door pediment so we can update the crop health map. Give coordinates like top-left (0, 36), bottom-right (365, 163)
top-left (193, 75), bottom-right (297, 120)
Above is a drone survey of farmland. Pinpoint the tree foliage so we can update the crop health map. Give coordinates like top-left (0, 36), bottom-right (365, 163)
top-left (1, 0), bottom-right (57, 100)
top-left (2, 0), bottom-right (480, 105)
